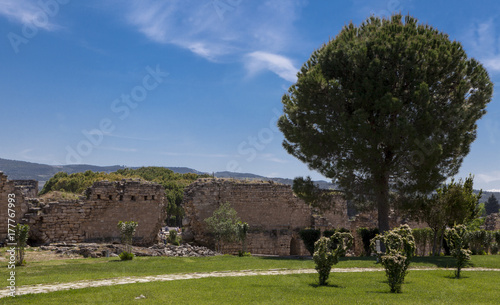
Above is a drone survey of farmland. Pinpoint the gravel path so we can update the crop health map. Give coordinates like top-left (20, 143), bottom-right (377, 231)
top-left (2, 267), bottom-right (500, 298)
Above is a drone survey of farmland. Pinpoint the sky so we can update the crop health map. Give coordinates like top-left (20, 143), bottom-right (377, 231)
top-left (0, 0), bottom-right (499, 191)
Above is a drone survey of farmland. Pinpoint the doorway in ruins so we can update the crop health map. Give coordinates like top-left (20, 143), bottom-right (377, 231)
top-left (290, 236), bottom-right (301, 255)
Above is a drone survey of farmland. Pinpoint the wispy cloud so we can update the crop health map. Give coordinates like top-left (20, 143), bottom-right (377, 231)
top-left (117, 0), bottom-right (302, 81)
top-left (0, 0), bottom-right (60, 30)
top-left (245, 51), bottom-right (298, 82)
top-left (477, 171), bottom-right (500, 183)
top-left (464, 19), bottom-right (500, 73)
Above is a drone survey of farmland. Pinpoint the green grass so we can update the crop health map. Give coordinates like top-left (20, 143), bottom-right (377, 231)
top-left (3, 254), bottom-right (499, 287)
top-left (4, 270), bottom-right (500, 304)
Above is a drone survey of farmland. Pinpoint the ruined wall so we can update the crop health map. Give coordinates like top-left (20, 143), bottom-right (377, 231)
top-left (484, 213), bottom-right (500, 231)
top-left (0, 172), bottom-right (29, 242)
top-left (24, 179), bottom-right (166, 246)
top-left (13, 180), bottom-right (38, 198)
top-left (182, 178), bottom-right (348, 256)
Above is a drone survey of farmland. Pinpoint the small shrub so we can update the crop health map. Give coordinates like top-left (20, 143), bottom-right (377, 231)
top-left (117, 221), bottom-right (138, 258)
top-left (119, 251), bottom-right (135, 261)
top-left (168, 229), bottom-right (181, 245)
top-left (313, 232), bottom-right (353, 285)
top-left (237, 221), bottom-right (250, 254)
top-left (14, 224), bottom-right (30, 266)
top-left (238, 251), bottom-right (251, 257)
top-left (357, 227), bottom-right (379, 256)
top-left (445, 224), bottom-right (471, 278)
top-left (299, 228), bottom-right (321, 255)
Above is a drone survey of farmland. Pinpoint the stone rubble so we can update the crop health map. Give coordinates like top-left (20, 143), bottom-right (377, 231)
top-left (39, 242), bottom-right (219, 258)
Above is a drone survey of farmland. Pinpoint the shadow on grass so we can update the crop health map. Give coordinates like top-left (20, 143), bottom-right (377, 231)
top-left (410, 256), bottom-right (458, 268)
top-left (309, 283), bottom-right (345, 288)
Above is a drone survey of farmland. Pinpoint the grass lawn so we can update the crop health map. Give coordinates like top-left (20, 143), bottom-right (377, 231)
top-left (3, 270), bottom-right (500, 304)
top-left (2, 253), bottom-right (499, 286)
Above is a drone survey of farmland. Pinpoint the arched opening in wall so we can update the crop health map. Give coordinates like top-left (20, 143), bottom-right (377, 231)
top-left (290, 237), bottom-right (301, 256)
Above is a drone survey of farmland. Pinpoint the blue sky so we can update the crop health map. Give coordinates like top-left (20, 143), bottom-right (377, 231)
top-left (0, 0), bottom-right (499, 191)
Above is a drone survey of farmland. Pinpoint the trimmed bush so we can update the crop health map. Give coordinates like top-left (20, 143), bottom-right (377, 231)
top-left (371, 225), bottom-right (415, 293)
top-left (299, 228), bottom-right (321, 255)
top-left (445, 224), bottom-right (471, 278)
top-left (313, 232), bottom-right (353, 285)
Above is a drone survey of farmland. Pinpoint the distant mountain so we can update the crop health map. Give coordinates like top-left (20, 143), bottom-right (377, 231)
top-left (2, 158), bottom-right (496, 201)
top-left (213, 171), bottom-right (336, 189)
top-left (0, 158), bottom-right (203, 188)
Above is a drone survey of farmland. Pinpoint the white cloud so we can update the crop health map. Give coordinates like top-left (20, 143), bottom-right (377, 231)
top-left (0, 0), bottom-right (61, 30)
top-left (487, 189), bottom-right (500, 192)
top-left (464, 19), bottom-right (500, 72)
top-left (118, 0), bottom-right (302, 81)
top-left (477, 171), bottom-right (500, 183)
top-left (245, 51), bottom-right (298, 82)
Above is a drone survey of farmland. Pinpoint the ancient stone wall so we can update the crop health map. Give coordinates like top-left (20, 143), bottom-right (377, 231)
top-left (2, 177), bottom-right (167, 246)
top-left (0, 172), bottom-right (29, 242)
top-left (13, 180), bottom-right (38, 198)
top-left (182, 178), bottom-right (348, 256)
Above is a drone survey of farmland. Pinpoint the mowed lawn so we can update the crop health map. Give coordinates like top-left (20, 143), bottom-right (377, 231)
top-left (3, 270), bottom-right (500, 304)
top-left (1, 254), bottom-right (499, 304)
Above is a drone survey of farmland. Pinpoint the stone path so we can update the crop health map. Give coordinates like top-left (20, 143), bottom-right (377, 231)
top-left (2, 267), bottom-right (500, 298)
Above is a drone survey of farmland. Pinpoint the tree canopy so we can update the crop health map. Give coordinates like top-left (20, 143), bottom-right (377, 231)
top-left (278, 14), bottom-right (493, 232)
top-left (485, 194), bottom-right (499, 215)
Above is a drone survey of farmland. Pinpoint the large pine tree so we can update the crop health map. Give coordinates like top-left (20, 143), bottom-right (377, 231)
top-left (278, 14), bottom-right (493, 232)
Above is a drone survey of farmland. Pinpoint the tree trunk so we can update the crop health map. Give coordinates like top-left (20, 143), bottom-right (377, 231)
top-left (376, 171), bottom-right (391, 234)
top-left (432, 229), bottom-right (439, 256)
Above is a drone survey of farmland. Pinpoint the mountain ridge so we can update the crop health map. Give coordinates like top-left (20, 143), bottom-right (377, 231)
top-left (0, 158), bottom-right (497, 202)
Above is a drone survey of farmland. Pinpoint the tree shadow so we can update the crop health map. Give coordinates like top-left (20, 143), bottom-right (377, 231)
top-left (309, 283), bottom-right (345, 288)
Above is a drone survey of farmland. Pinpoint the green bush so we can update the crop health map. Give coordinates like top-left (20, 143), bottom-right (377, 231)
top-left (14, 224), bottom-right (30, 266)
top-left (412, 228), bottom-right (433, 256)
top-left (118, 251), bottom-right (135, 261)
top-left (467, 229), bottom-right (491, 255)
top-left (238, 251), bottom-right (251, 257)
top-left (372, 225), bottom-right (415, 293)
top-left (117, 221), bottom-right (138, 257)
top-left (313, 232), bottom-right (353, 285)
top-left (445, 225), bottom-right (471, 278)
top-left (357, 227), bottom-right (379, 256)
top-left (168, 229), bottom-right (181, 246)
top-left (299, 228), bottom-right (321, 255)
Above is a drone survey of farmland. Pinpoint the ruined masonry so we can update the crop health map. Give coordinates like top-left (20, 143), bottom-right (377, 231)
top-left (182, 179), bottom-right (349, 256)
top-left (0, 172), bottom-right (166, 246)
